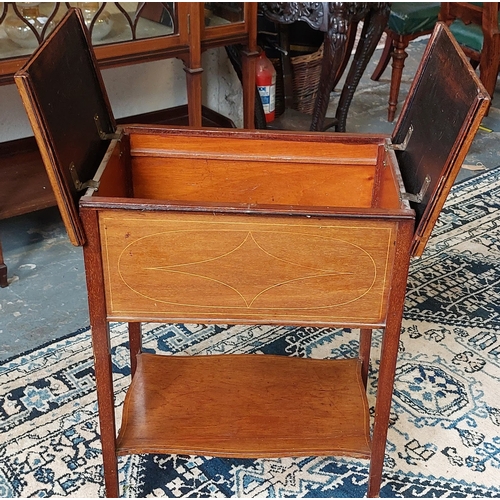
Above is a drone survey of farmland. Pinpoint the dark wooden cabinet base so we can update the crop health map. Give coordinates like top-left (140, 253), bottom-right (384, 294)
top-left (0, 105), bottom-right (234, 285)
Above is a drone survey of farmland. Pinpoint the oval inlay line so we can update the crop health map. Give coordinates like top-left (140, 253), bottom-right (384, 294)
top-left (117, 229), bottom-right (377, 310)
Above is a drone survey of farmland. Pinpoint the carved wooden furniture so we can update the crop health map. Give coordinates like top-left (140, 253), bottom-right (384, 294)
top-left (257, 22), bottom-right (337, 132)
top-left (16, 10), bottom-right (489, 498)
top-left (440, 2), bottom-right (500, 108)
top-left (260, 2), bottom-right (391, 132)
top-left (370, 3), bottom-right (441, 122)
top-left (0, 2), bottom-right (257, 285)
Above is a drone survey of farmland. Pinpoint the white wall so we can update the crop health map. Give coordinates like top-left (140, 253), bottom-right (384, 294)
top-left (0, 46), bottom-right (244, 143)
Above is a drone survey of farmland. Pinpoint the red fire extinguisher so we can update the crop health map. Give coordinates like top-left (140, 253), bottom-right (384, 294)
top-left (256, 48), bottom-right (276, 123)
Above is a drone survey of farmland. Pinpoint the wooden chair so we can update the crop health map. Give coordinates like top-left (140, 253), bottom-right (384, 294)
top-left (371, 3), bottom-right (441, 122)
top-left (440, 2), bottom-right (500, 106)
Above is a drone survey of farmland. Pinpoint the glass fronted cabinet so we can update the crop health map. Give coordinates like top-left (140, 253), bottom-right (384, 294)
top-left (0, 3), bottom-right (257, 122)
top-left (0, 2), bottom-right (257, 286)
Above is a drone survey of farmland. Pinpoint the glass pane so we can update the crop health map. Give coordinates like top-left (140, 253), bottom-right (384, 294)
top-left (0, 2), bottom-right (64, 58)
top-left (133, 2), bottom-right (176, 41)
top-left (0, 2), bottom-right (177, 60)
top-left (70, 2), bottom-right (176, 45)
top-left (205, 2), bottom-right (243, 27)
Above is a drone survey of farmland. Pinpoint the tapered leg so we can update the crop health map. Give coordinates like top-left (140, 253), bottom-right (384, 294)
top-left (359, 329), bottom-right (372, 388)
top-left (128, 322), bottom-right (142, 378)
top-left (367, 220), bottom-right (414, 497)
top-left (81, 209), bottom-right (120, 497)
top-left (367, 319), bottom-right (401, 497)
top-left (387, 38), bottom-right (409, 122)
top-left (92, 320), bottom-right (120, 498)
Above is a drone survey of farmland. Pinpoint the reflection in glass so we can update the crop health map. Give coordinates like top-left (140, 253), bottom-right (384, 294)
top-left (0, 2), bottom-right (177, 57)
top-left (135, 2), bottom-right (174, 39)
top-left (76, 2), bottom-right (113, 42)
top-left (4, 2), bottom-right (56, 48)
top-left (204, 2), bottom-right (243, 27)
top-left (65, 3), bottom-right (176, 45)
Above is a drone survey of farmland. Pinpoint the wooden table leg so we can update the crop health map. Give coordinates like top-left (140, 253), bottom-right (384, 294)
top-left (92, 320), bottom-right (120, 498)
top-left (0, 238), bottom-right (7, 288)
top-left (368, 320), bottom-right (400, 497)
top-left (81, 209), bottom-right (120, 497)
top-left (310, 2), bottom-right (351, 132)
top-left (335, 4), bottom-right (390, 132)
top-left (128, 322), bottom-right (142, 378)
top-left (367, 220), bottom-right (413, 497)
top-left (359, 328), bottom-right (372, 388)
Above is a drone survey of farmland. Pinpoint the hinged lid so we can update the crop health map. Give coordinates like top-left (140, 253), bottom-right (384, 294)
top-left (16, 15), bottom-right (489, 256)
top-left (392, 22), bottom-right (490, 257)
top-left (15, 8), bottom-right (116, 246)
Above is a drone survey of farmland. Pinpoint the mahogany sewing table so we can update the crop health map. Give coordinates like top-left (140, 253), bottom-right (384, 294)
top-left (15, 10), bottom-right (489, 497)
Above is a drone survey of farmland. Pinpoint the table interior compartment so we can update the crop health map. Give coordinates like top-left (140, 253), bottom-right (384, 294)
top-left (94, 132), bottom-right (404, 212)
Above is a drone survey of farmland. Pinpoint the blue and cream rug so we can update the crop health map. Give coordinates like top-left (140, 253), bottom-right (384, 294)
top-left (1, 167), bottom-right (500, 497)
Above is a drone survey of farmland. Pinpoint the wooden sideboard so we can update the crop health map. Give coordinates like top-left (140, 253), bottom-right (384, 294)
top-left (0, 2), bottom-right (257, 286)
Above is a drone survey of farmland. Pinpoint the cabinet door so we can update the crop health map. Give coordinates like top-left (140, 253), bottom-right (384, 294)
top-left (201, 3), bottom-right (256, 48)
top-left (0, 2), bottom-right (187, 84)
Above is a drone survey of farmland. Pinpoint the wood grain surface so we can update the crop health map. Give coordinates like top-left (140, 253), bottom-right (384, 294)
top-left (97, 210), bottom-right (398, 326)
top-left (116, 353), bottom-right (372, 458)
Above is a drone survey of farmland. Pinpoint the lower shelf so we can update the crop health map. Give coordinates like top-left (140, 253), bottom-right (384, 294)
top-left (116, 353), bottom-right (371, 459)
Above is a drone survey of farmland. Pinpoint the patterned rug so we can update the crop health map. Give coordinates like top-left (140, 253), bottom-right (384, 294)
top-left (1, 167), bottom-right (500, 498)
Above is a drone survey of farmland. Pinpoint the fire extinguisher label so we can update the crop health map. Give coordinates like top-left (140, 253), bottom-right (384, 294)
top-left (258, 73), bottom-right (276, 116)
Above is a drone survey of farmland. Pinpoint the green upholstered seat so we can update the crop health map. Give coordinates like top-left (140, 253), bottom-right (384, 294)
top-left (450, 19), bottom-right (485, 51)
top-left (371, 2), bottom-right (441, 121)
top-left (388, 3), bottom-right (441, 35)
top-left (440, 2), bottom-right (499, 111)
top-left (449, 7), bottom-right (500, 54)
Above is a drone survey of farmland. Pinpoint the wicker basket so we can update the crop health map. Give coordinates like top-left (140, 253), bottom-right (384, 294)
top-left (270, 43), bottom-right (324, 117)
top-left (291, 43), bottom-right (324, 115)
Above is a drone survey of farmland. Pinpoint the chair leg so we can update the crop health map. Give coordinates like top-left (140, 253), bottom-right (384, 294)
top-left (0, 239), bottom-right (8, 288)
top-left (479, 50), bottom-right (500, 101)
top-left (371, 34), bottom-right (393, 81)
top-left (388, 37), bottom-right (410, 122)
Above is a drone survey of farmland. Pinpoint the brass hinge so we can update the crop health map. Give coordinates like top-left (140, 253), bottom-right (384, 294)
top-left (94, 114), bottom-right (122, 141)
top-left (69, 163), bottom-right (100, 192)
top-left (401, 175), bottom-right (431, 204)
top-left (386, 125), bottom-right (414, 152)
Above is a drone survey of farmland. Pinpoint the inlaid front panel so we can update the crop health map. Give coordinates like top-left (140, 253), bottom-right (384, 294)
top-left (98, 210), bottom-right (398, 326)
